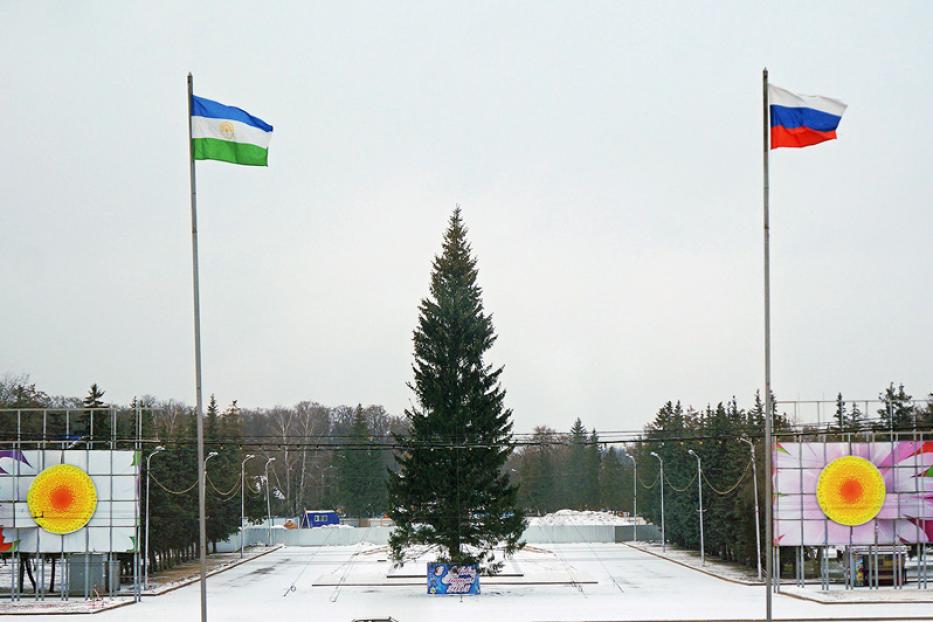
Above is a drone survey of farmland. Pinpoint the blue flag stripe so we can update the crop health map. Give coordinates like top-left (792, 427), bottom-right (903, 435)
top-left (191, 95), bottom-right (273, 132)
top-left (770, 104), bottom-right (841, 131)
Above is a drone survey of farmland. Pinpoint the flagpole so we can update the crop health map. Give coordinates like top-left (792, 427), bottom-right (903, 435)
top-left (762, 67), bottom-right (774, 622)
top-left (187, 72), bottom-right (209, 622)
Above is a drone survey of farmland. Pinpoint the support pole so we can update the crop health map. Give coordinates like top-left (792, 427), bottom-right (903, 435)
top-left (762, 67), bottom-right (774, 622)
top-left (632, 457), bottom-right (637, 542)
top-left (144, 447), bottom-right (164, 589)
top-left (689, 450), bottom-right (704, 566)
top-left (241, 455), bottom-right (255, 558)
top-left (265, 457), bottom-right (276, 545)
top-left (742, 437), bottom-right (763, 581)
top-left (187, 72), bottom-right (209, 622)
top-left (650, 451), bottom-right (665, 551)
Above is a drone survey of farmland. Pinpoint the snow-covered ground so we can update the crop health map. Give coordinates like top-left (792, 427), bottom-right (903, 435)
top-left (5, 543), bottom-right (932, 621)
top-left (627, 541), bottom-right (761, 584)
top-left (527, 509), bottom-right (641, 526)
top-left (142, 546), bottom-right (281, 595)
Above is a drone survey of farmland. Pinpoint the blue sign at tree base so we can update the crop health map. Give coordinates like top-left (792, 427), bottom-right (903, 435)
top-left (427, 563), bottom-right (480, 595)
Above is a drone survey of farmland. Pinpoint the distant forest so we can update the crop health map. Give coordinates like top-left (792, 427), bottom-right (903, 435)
top-left (2, 373), bottom-right (931, 573)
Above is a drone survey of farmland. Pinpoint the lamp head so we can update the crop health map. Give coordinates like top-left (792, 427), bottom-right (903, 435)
top-left (207, 451), bottom-right (219, 458)
top-left (155, 445), bottom-right (165, 452)
top-left (688, 449), bottom-right (697, 457)
top-left (650, 451), bottom-right (659, 458)
top-left (246, 454), bottom-right (256, 460)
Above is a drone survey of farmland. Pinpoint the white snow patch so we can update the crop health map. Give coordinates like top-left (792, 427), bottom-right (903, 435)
top-left (527, 509), bottom-right (641, 526)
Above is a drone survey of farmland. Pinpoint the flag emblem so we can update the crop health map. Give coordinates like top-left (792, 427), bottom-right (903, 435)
top-left (219, 120), bottom-right (236, 139)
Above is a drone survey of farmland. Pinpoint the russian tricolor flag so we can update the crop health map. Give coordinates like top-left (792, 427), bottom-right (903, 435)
top-left (769, 84), bottom-right (847, 149)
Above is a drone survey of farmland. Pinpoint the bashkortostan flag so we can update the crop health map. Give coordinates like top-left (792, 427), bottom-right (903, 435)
top-left (191, 95), bottom-right (273, 166)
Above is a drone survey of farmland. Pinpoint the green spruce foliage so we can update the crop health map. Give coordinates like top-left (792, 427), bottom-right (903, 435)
top-left (877, 382), bottom-right (915, 430)
top-left (83, 383), bottom-right (111, 448)
top-left (83, 383), bottom-right (106, 409)
top-left (388, 208), bottom-right (525, 571)
top-left (336, 405), bottom-right (389, 518)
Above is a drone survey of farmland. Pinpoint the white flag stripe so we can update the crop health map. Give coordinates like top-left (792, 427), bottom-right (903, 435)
top-left (191, 116), bottom-right (272, 149)
top-left (768, 84), bottom-right (847, 117)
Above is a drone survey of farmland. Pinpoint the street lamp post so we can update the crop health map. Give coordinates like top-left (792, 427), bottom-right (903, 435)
top-left (240, 454), bottom-right (255, 558)
top-left (624, 453), bottom-right (638, 542)
top-left (688, 449), bottom-right (705, 566)
top-left (320, 464), bottom-right (336, 507)
top-left (144, 446), bottom-right (165, 589)
top-left (650, 451), bottom-right (665, 551)
top-left (265, 457), bottom-right (276, 545)
top-left (740, 437), bottom-right (763, 581)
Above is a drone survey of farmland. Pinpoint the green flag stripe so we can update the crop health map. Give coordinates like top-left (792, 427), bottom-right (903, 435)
top-left (193, 137), bottom-right (268, 166)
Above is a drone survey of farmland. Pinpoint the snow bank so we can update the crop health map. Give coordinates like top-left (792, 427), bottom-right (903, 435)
top-left (527, 509), bottom-right (638, 526)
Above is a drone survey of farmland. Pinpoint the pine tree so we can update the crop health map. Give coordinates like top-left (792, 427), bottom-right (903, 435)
top-left (83, 383), bottom-right (110, 448)
top-left (584, 429), bottom-right (601, 508)
top-left (337, 405), bottom-right (388, 518)
top-left (564, 418), bottom-right (588, 508)
top-left (388, 208), bottom-right (525, 572)
top-left (848, 401), bottom-right (864, 431)
top-left (83, 383), bottom-right (106, 408)
top-left (516, 426), bottom-right (558, 513)
top-left (204, 395), bottom-right (223, 549)
top-left (833, 392), bottom-right (847, 431)
top-left (877, 383), bottom-right (914, 431)
top-left (598, 447), bottom-right (626, 511)
top-left (922, 395), bottom-right (933, 428)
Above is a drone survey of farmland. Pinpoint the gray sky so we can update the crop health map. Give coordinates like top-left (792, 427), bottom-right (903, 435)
top-left (2, 1), bottom-right (931, 433)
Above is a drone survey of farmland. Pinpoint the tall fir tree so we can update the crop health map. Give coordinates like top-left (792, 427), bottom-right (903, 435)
top-left (584, 429), bottom-right (601, 508)
top-left (833, 392), bottom-right (848, 431)
top-left (337, 405), bottom-right (388, 518)
top-left (598, 447), bottom-right (626, 511)
top-left (848, 401), bottom-right (864, 431)
top-left (564, 418), bottom-right (588, 508)
top-left (516, 426), bottom-right (558, 513)
top-left (83, 383), bottom-right (110, 448)
top-left (204, 395), bottom-right (225, 550)
top-left (83, 383), bottom-right (106, 408)
top-left (388, 208), bottom-right (525, 571)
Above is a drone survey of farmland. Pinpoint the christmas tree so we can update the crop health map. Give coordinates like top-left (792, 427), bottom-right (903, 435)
top-left (388, 208), bottom-right (525, 572)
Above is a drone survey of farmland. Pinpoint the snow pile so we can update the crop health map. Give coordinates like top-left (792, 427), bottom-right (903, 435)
top-left (527, 509), bottom-right (638, 526)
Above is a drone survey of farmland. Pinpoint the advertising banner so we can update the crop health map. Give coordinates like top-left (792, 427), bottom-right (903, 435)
top-left (773, 441), bottom-right (933, 546)
top-left (0, 450), bottom-right (139, 553)
top-left (427, 563), bottom-right (480, 595)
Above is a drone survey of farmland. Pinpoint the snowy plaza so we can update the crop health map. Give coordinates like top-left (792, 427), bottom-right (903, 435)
top-left (5, 540), bottom-right (931, 622)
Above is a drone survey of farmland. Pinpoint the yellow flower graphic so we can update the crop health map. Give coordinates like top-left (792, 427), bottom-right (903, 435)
top-left (27, 464), bottom-right (98, 534)
top-left (816, 456), bottom-right (886, 526)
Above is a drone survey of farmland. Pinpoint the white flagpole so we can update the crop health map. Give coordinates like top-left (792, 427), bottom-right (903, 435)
top-left (762, 67), bottom-right (774, 622)
top-left (187, 72), bottom-right (210, 622)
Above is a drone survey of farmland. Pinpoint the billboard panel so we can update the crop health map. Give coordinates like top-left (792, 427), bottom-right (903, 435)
top-left (0, 450), bottom-right (139, 553)
top-left (773, 441), bottom-right (933, 546)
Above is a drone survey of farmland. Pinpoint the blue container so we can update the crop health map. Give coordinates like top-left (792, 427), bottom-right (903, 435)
top-left (300, 510), bottom-right (340, 528)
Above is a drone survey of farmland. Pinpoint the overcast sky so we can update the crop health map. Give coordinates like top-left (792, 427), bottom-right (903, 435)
top-left (2, 1), bottom-right (931, 433)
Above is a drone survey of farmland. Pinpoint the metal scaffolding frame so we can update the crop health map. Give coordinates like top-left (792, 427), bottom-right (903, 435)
top-left (0, 406), bottom-right (144, 603)
top-left (771, 400), bottom-right (929, 592)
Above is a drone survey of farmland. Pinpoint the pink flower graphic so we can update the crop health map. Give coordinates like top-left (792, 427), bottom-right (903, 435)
top-left (773, 441), bottom-right (933, 546)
